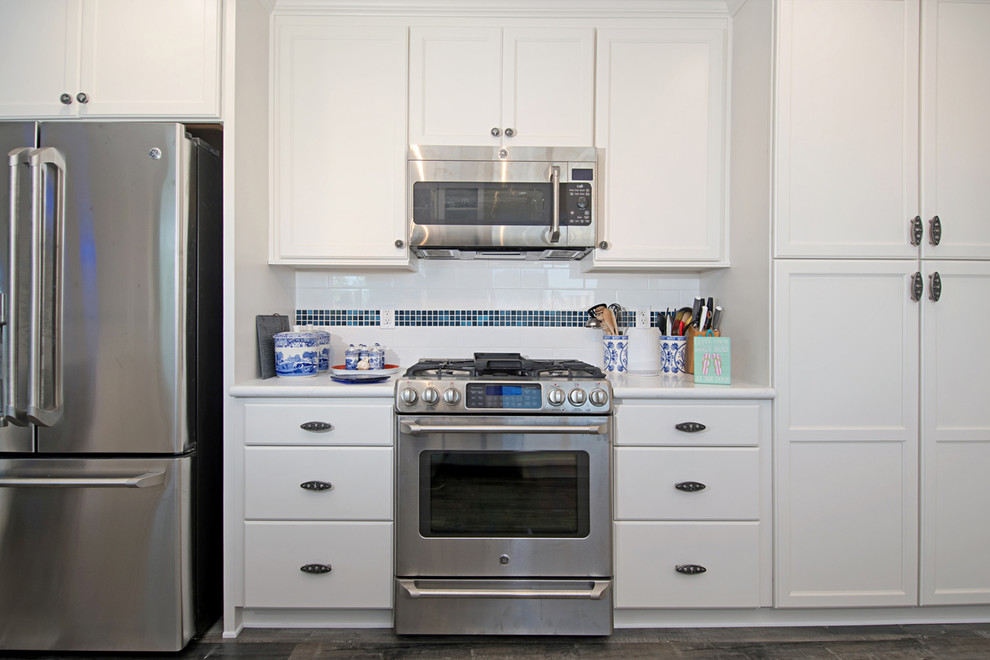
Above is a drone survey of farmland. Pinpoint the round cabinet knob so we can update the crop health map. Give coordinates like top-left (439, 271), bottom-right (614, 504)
top-left (547, 387), bottom-right (566, 406)
top-left (504, 128), bottom-right (515, 138)
top-left (421, 387), bottom-right (440, 405)
top-left (491, 127), bottom-right (501, 137)
top-left (76, 92), bottom-right (89, 104)
top-left (59, 93), bottom-right (73, 105)
top-left (394, 239), bottom-right (404, 248)
top-left (399, 388), bottom-right (418, 405)
top-left (589, 388), bottom-right (609, 407)
top-left (442, 388), bottom-right (461, 405)
top-left (568, 388), bottom-right (587, 406)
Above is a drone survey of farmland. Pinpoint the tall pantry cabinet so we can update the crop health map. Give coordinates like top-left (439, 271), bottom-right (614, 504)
top-left (773, 0), bottom-right (990, 607)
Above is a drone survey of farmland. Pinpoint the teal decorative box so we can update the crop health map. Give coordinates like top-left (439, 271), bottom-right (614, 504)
top-left (693, 336), bottom-right (731, 385)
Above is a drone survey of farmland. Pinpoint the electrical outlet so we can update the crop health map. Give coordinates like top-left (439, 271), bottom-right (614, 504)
top-left (636, 308), bottom-right (651, 328)
top-left (380, 306), bottom-right (395, 329)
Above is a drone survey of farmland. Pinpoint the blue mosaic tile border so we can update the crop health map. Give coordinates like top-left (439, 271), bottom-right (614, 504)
top-left (295, 309), bottom-right (646, 328)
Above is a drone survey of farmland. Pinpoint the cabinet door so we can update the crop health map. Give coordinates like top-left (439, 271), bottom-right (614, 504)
top-left (77, 0), bottom-right (219, 117)
top-left (0, 0), bottom-right (80, 118)
top-left (774, 260), bottom-right (919, 606)
top-left (501, 28), bottom-right (594, 147)
top-left (271, 19), bottom-right (409, 266)
top-left (921, 0), bottom-right (990, 259)
top-left (775, 0), bottom-right (920, 258)
top-left (921, 262), bottom-right (990, 604)
top-left (408, 26), bottom-right (502, 146)
top-left (593, 27), bottom-right (726, 268)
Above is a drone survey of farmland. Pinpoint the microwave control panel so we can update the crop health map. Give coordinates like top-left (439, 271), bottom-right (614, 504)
top-left (561, 182), bottom-right (593, 226)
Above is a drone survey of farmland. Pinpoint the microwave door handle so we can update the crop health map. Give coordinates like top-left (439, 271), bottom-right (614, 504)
top-left (26, 147), bottom-right (65, 428)
top-left (548, 165), bottom-right (560, 243)
top-left (5, 148), bottom-right (32, 424)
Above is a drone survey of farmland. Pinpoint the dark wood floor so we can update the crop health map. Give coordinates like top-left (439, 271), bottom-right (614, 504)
top-left (4, 621), bottom-right (990, 659)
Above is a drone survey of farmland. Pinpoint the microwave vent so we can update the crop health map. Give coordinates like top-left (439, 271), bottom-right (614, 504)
top-left (416, 248), bottom-right (460, 259)
top-left (541, 249), bottom-right (588, 260)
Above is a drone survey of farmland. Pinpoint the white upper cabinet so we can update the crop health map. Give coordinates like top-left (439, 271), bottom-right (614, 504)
top-left (0, 0), bottom-right (220, 119)
top-left (591, 27), bottom-right (727, 269)
top-left (775, 0), bottom-right (920, 258)
top-left (920, 0), bottom-right (990, 259)
top-left (408, 26), bottom-right (594, 147)
top-left (270, 18), bottom-right (410, 267)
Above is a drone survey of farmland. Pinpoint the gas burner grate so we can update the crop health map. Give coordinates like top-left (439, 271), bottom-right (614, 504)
top-left (403, 353), bottom-right (605, 380)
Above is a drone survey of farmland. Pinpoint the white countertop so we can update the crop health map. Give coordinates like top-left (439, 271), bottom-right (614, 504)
top-left (230, 373), bottom-right (773, 400)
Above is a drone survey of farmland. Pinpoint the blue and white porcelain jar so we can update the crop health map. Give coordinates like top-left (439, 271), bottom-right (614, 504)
top-left (273, 331), bottom-right (320, 377)
top-left (313, 329), bottom-right (331, 372)
top-left (602, 335), bottom-right (629, 373)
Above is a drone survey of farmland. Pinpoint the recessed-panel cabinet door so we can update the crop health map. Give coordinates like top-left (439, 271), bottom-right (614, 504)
top-left (408, 27), bottom-right (502, 146)
top-left (594, 27), bottom-right (726, 267)
top-left (501, 28), bottom-right (594, 147)
top-left (775, 0), bottom-right (920, 258)
top-left (921, 1), bottom-right (990, 259)
top-left (271, 19), bottom-right (409, 265)
top-left (921, 261), bottom-right (990, 604)
top-left (77, 0), bottom-right (219, 117)
top-left (0, 0), bottom-right (79, 117)
top-left (774, 260), bottom-right (920, 606)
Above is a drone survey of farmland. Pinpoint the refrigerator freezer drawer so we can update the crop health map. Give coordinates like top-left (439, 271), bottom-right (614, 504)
top-left (0, 456), bottom-right (195, 652)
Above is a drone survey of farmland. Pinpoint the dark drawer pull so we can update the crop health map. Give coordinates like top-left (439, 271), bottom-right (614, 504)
top-left (675, 422), bottom-right (706, 433)
top-left (674, 481), bottom-right (707, 492)
top-left (675, 564), bottom-right (707, 575)
top-left (300, 421), bottom-right (334, 433)
top-left (300, 563), bottom-right (332, 575)
top-left (300, 480), bottom-right (333, 492)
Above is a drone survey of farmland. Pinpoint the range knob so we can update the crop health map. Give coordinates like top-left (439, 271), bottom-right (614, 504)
top-left (442, 388), bottom-right (461, 405)
top-left (421, 387), bottom-right (440, 406)
top-left (399, 387), bottom-right (418, 405)
top-left (589, 388), bottom-right (609, 407)
top-left (568, 388), bottom-right (587, 406)
top-left (547, 387), bottom-right (566, 406)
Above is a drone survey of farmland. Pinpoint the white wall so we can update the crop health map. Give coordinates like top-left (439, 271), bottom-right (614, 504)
top-left (294, 260), bottom-right (701, 368)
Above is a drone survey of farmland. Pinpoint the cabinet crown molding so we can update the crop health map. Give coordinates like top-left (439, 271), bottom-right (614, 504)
top-left (272, 0), bottom-right (731, 18)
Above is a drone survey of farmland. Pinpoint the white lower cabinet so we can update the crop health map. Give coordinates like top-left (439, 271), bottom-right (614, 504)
top-left (244, 522), bottom-right (392, 609)
top-left (613, 399), bottom-right (771, 610)
top-left (235, 399), bottom-right (394, 616)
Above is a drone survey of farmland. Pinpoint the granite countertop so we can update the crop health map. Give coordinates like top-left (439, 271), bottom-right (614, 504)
top-left (230, 373), bottom-right (773, 400)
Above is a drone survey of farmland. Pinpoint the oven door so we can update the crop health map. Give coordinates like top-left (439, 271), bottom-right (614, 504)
top-left (395, 415), bottom-right (612, 579)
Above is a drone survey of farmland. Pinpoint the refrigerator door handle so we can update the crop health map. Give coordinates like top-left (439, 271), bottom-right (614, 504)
top-left (0, 470), bottom-right (166, 489)
top-left (5, 147), bottom-right (33, 425)
top-left (26, 147), bottom-right (65, 428)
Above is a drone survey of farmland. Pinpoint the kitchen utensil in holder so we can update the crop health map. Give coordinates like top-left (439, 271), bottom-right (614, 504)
top-left (602, 335), bottom-right (629, 373)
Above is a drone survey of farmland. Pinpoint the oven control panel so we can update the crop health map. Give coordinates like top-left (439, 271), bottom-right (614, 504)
top-left (395, 379), bottom-right (611, 414)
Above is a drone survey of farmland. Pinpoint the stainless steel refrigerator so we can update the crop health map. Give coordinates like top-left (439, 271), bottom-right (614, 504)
top-left (0, 122), bottom-right (222, 652)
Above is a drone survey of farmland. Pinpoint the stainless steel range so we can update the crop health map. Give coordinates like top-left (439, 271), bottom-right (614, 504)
top-left (393, 353), bottom-right (613, 636)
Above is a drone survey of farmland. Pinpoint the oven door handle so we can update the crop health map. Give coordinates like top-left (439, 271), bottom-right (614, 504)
top-left (398, 579), bottom-right (611, 600)
top-left (399, 422), bottom-right (607, 435)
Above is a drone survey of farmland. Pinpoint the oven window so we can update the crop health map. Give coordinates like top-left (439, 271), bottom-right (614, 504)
top-left (413, 182), bottom-right (551, 226)
top-left (419, 450), bottom-right (590, 537)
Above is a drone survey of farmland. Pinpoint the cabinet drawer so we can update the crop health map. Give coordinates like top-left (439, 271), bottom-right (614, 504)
top-left (245, 447), bottom-right (392, 520)
top-left (244, 402), bottom-right (392, 446)
top-left (615, 447), bottom-right (759, 520)
top-left (615, 403), bottom-right (761, 446)
top-left (244, 521), bottom-right (392, 608)
top-left (614, 521), bottom-right (761, 608)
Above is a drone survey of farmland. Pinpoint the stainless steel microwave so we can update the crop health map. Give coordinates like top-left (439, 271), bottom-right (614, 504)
top-left (408, 146), bottom-right (598, 260)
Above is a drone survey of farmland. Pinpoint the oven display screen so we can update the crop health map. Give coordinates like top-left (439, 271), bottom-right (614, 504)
top-left (465, 383), bottom-right (542, 409)
top-left (420, 451), bottom-right (590, 537)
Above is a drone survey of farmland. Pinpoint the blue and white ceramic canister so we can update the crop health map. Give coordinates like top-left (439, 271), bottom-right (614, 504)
top-left (344, 344), bottom-right (359, 370)
top-left (314, 329), bottom-right (331, 372)
top-left (273, 331), bottom-right (319, 378)
top-left (369, 343), bottom-right (385, 370)
top-left (602, 335), bottom-right (629, 373)
top-left (659, 335), bottom-right (687, 374)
